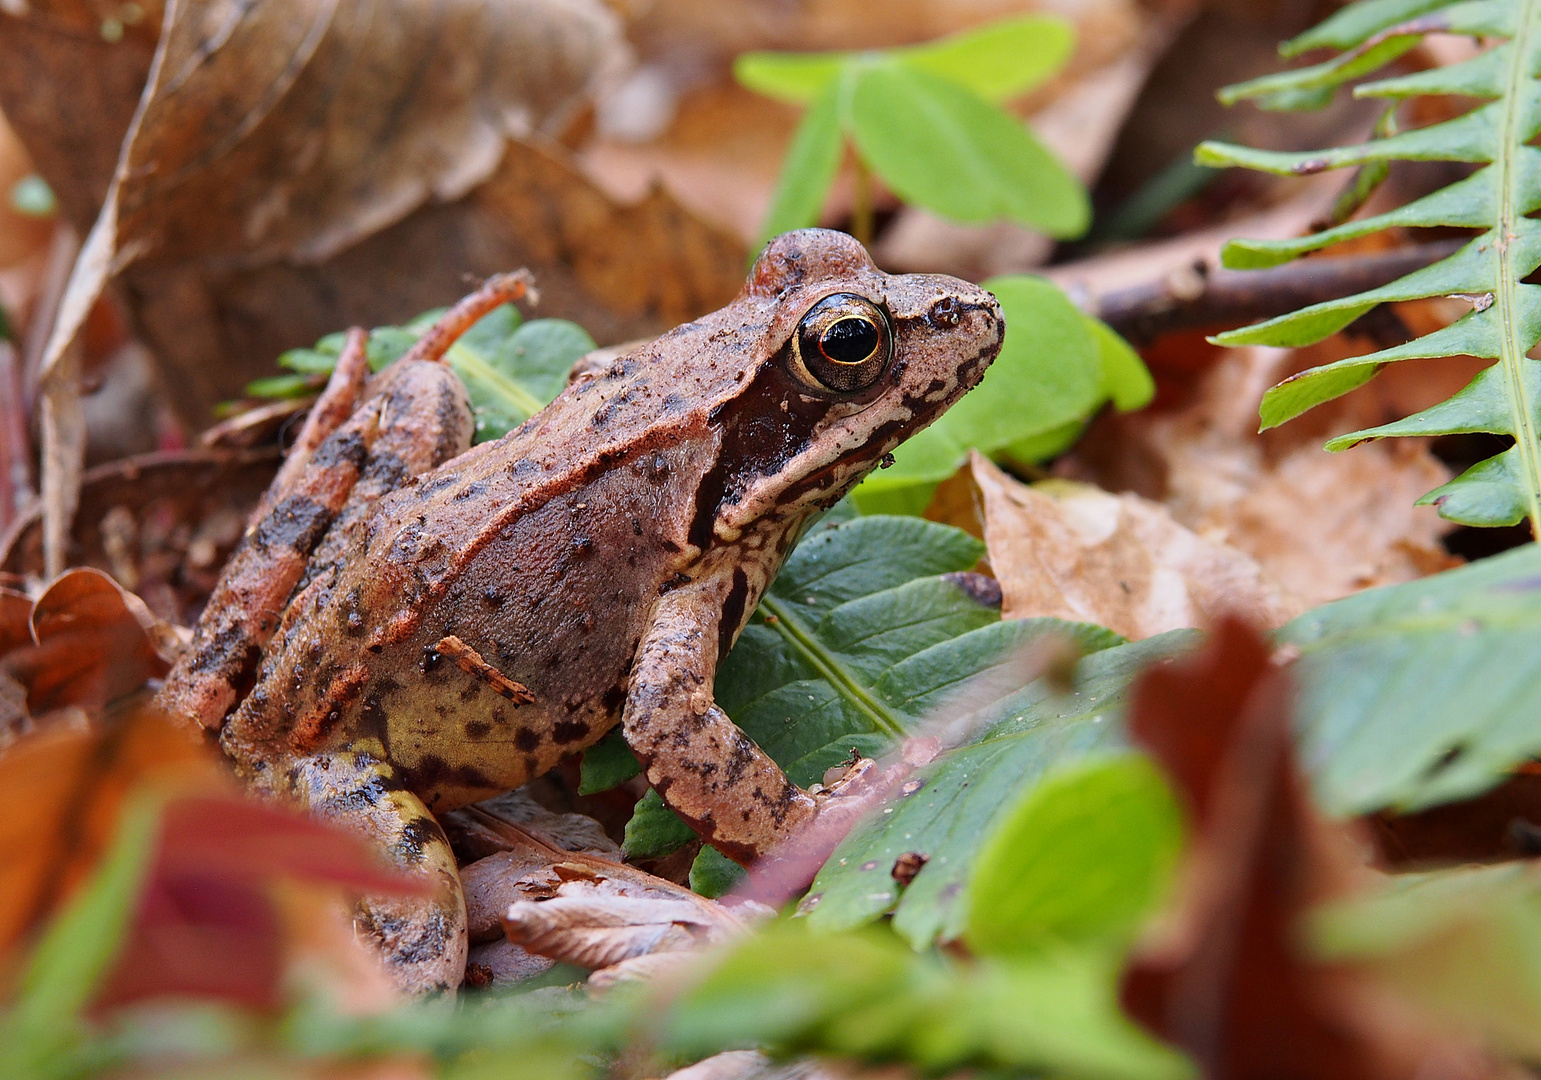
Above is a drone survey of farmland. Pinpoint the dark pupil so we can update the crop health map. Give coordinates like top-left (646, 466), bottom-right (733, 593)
top-left (820, 317), bottom-right (878, 363)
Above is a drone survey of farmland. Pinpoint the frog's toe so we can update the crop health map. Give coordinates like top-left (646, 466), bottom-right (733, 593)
top-left (357, 888), bottom-right (468, 994)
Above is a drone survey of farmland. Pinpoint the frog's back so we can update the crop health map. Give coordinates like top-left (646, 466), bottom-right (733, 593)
top-left (224, 311), bottom-right (762, 810)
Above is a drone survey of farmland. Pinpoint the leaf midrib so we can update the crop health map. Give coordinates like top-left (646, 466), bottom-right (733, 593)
top-left (758, 593), bottom-right (909, 738)
top-left (447, 340), bottom-right (545, 421)
top-left (1496, 0), bottom-right (1541, 536)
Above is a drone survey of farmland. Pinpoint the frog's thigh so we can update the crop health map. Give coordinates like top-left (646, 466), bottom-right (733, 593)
top-left (623, 585), bottom-right (816, 865)
top-left (288, 751), bottom-right (468, 993)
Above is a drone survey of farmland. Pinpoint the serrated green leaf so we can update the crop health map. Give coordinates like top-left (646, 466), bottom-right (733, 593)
top-left (1282, 542), bottom-right (1541, 814)
top-left (756, 81), bottom-right (846, 247)
top-left (848, 64), bottom-right (1089, 236)
top-left (893, 15), bottom-right (1074, 102)
top-left (451, 317), bottom-right (596, 442)
top-left (806, 631), bottom-right (1175, 947)
top-left (963, 755), bottom-right (1182, 956)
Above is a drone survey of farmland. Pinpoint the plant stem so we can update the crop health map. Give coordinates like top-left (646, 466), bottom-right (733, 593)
top-left (1497, 0), bottom-right (1541, 540)
top-left (850, 153), bottom-right (874, 249)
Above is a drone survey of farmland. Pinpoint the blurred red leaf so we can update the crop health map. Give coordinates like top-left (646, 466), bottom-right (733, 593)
top-left (96, 794), bottom-right (428, 1011)
top-left (1119, 618), bottom-right (1469, 1080)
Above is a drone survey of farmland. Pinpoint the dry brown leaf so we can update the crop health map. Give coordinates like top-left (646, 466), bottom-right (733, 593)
top-left (1, 568), bottom-right (172, 724)
top-left (1059, 342), bottom-right (1459, 610)
top-left (964, 453), bottom-right (1293, 638)
top-left (502, 867), bottom-right (762, 975)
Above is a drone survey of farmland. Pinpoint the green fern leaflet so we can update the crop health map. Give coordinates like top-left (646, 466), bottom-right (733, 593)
top-left (1198, 0), bottom-right (1541, 532)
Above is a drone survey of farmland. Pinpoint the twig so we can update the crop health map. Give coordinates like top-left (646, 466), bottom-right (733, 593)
top-left (1071, 240), bottom-right (1465, 345)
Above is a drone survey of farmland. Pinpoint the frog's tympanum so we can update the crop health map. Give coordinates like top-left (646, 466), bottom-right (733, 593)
top-left (155, 230), bottom-right (1005, 991)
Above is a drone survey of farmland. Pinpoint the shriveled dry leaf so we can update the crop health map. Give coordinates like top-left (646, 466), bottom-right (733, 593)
top-left (1120, 619), bottom-right (1477, 1080)
top-left (964, 453), bottom-right (1293, 639)
top-left (1060, 341), bottom-right (1458, 611)
top-left (1, 568), bottom-right (173, 722)
top-left (503, 866), bottom-right (762, 975)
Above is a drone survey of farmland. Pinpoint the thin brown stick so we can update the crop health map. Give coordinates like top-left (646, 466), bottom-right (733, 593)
top-left (1082, 240), bottom-right (1465, 345)
top-left (399, 270), bottom-right (538, 365)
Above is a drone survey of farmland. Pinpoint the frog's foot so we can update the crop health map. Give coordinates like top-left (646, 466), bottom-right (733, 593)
top-left (288, 751), bottom-right (468, 994)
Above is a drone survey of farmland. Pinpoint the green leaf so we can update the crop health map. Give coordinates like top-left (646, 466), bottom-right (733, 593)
top-left (1088, 314), bottom-right (1155, 412)
top-left (894, 15), bottom-right (1074, 103)
top-left (689, 846), bottom-right (746, 898)
top-left (261, 304), bottom-right (591, 444)
top-left (848, 63), bottom-right (1089, 236)
top-left (851, 275), bottom-right (1105, 510)
top-left (733, 51), bottom-right (847, 105)
top-left (1308, 863), bottom-right (1541, 1057)
top-left (451, 317), bottom-right (596, 442)
top-left (756, 82), bottom-right (846, 247)
top-left (622, 788), bottom-right (697, 860)
top-left (621, 511), bottom-right (1037, 873)
top-left (1281, 542), bottom-right (1541, 814)
top-left (1207, 0), bottom-right (1541, 531)
top-left (806, 631), bottom-right (1179, 947)
top-left (244, 373), bottom-right (317, 399)
top-left (659, 922), bottom-right (1192, 1080)
top-left (578, 728), bottom-right (641, 795)
top-left (963, 755), bottom-right (1183, 956)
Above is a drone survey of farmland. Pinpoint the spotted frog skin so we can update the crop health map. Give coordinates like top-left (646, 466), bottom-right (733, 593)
top-left (155, 230), bottom-right (1004, 991)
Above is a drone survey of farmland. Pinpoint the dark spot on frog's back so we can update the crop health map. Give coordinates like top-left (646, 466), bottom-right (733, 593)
top-left (553, 720), bottom-right (590, 744)
top-left (514, 727), bottom-right (541, 751)
top-left (409, 754), bottom-right (494, 793)
top-left (254, 495), bottom-right (332, 553)
top-left (310, 429), bottom-right (369, 470)
top-left (464, 720), bottom-right (492, 739)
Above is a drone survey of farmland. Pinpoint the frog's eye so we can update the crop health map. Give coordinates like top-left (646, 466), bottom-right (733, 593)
top-left (790, 293), bottom-right (892, 393)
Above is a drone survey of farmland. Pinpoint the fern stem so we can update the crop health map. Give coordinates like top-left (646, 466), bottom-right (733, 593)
top-left (1497, 0), bottom-right (1541, 539)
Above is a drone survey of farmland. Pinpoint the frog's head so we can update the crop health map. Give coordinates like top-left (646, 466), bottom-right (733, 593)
top-left (703, 228), bottom-right (1004, 545)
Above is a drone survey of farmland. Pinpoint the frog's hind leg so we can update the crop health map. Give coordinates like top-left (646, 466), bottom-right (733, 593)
top-left (157, 330), bottom-right (380, 731)
top-left (288, 750), bottom-right (468, 994)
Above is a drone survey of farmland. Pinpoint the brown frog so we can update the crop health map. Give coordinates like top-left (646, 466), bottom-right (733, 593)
top-left (155, 229), bottom-right (1004, 991)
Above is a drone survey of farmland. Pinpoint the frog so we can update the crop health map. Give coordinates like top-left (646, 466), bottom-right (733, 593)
top-left (154, 229), bottom-right (1005, 992)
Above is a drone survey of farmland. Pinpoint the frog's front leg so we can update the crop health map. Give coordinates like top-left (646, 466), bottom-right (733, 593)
top-left (287, 750), bottom-right (467, 993)
top-left (624, 581), bottom-right (841, 866)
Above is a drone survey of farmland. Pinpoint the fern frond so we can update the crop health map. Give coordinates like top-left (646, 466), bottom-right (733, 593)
top-left (1199, 0), bottom-right (1541, 531)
